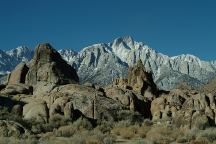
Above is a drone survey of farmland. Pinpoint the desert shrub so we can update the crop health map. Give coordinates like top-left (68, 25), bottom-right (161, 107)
top-left (115, 110), bottom-right (144, 124)
top-left (84, 130), bottom-right (115, 144)
top-left (121, 129), bottom-right (135, 140)
top-left (146, 126), bottom-right (182, 143)
top-left (114, 120), bottom-right (132, 128)
top-left (49, 114), bottom-right (72, 127)
top-left (54, 124), bottom-right (76, 137)
top-left (142, 119), bottom-right (153, 126)
top-left (177, 128), bottom-right (198, 142)
top-left (95, 120), bottom-right (114, 134)
top-left (112, 123), bottom-right (140, 140)
top-left (135, 139), bottom-right (154, 144)
top-left (103, 136), bottom-right (116, 144)
top-left (73, 117), bottom-right (93, 131)
top-left (137, 125), bottom-right (151, 138)
top-left (70, 134), bottom-right (86, 144)
top-left (195, 128), bottom-right (216, 142)
top-left (54, 118), bottom-right (93, 137)
top-left (29, 115), bottom-right (73, 134)
top-left (191, 138), bottom-right (210, 144)
top-left (0, 106), bottom-right (30, 129)
top-left (0, 137), bottom-right (39, 144)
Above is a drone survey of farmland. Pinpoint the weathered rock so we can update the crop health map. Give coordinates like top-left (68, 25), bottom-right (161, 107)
top-left (128, 60), bottom-right (158, 99)
top-left (112, 78), bottom-right (129, 89)
top-left (45, 84), bottom-right (124, 121)
top-left (25, 43), bottom-right (79, 88)
top-left (113, 60), bottom-right (158, 100)
top-left (64, 101), bottom-right (74, 119)
top-left (152, 89), bottom-right (216, 129)
top-left (49, 96), bottom-right (70, 119)
top-left (23, 101), bottom-right (49, 123)
top-left (8, 62), bottom-right (29, 85)
top-left (1, 84), bottom-right (33, 95)
top-left (11, 104), bottom-right (23, 116)
top-left (0, 120), bottom-right (30, 137)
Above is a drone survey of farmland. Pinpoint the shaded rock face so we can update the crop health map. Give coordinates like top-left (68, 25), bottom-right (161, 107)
top-left (25, 43), bottom-right (79, 87)
top-left (105, 86), bottom-right (152, 118)
top-left (23, 101), bottom-right (49, 123)
top-left (1, 84), bottom-right (33, 95)
top-left (45, 84), bottom-right (124, 121)
top-left (8, 62), bottom-right (29, 85)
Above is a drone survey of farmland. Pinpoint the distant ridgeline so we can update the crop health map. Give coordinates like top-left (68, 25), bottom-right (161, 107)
top-left (1, 36), bottom-right (216, 90)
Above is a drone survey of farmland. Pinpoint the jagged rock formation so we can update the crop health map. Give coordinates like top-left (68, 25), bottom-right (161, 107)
top-left (0, 44), bottom-right (156, 123)
top-left (113, 59), bottom-right (158, 100)
top-left (151, 89), bottom-right (216, 129)
top-left (25, 43), bottom-right (79, 86)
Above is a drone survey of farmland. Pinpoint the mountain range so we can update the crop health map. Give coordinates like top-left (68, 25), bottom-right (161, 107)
top-left (1, 36), bottom-right (216, 90)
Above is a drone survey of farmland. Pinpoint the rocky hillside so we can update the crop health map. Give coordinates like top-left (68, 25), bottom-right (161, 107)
top-left (1, 36), bottom-right (216, 90)
top-left (1, 44), bottom-right (216, 143)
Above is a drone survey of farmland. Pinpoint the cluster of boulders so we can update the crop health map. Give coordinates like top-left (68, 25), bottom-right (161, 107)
top-left (0, 44), bottom-right (154, 127)
top-left (151, 89), bottom-right (216, 129)
top-left (1, 43), bottom-right (216, 137)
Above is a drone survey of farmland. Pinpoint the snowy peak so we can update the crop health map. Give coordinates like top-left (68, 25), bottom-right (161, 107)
top-left (0, 36), bottom-right (216, 90)
top-left (6, 46), bottom-right (34, 62)
top-left (112, 36), bottom-right (135, 50)
top-left (58, 49), bottom-right (77, 63)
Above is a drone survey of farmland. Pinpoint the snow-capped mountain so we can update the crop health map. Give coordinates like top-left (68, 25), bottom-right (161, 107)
top-left (0, 46), bottom-right (34, 75)
top-left (1, 36), bottom-right (216, 90)
top-left (58, 49), bottom-right (77, 63)
top-left (6, 46), bottom-right (34, 62)
top-left (70, 36), bottom-right (216, 90)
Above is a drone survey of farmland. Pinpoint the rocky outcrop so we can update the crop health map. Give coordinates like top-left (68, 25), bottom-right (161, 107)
top-left (7, 62), bottom-right (29, 85)
top-left (0, 120), bottom-right (30, 137)
top-left (1, 84), bottom-right (33, 95)
top-left (113, 60), bottom-right (158, 100)
top-left (151, 89), bottom-right (216, 129)
top-left (25, 43), bottom-right (79, 87)
top-left (105, 85), bottom-right (152, 118)
top-left (23, 101), bottom-right (49, 123)
top-left (46, 84), bottom-right (124, 121)
top-left (128, 60), bottom-right (158, 99)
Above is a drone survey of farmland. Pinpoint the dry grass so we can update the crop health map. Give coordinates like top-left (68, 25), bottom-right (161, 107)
top-left (145, 126), bottom-right (182, 144)
top-left (111, 121), bottom-right (152, 140)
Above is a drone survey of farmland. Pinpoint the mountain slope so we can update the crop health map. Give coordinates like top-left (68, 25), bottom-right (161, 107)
top-left (70, 36), bottom-right (216, 90)
top-left (1, 36), bottom-right (216, 90)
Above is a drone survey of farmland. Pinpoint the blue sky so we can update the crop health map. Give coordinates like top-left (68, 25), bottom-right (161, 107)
top-left (0, 0), bottom-right (216, 60)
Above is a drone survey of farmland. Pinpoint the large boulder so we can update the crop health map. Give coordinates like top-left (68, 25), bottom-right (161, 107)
top-left (1, 84), bottom-right (33, 95)
top-left (23, 101), bottom-right (49, 123)
top-left (7, 62), bottom-right (29, 85)
top-left (25, 43), bottom-right (79, 88)
top-left (105, 85), bottom-right (152, 118)
top-left (43, 84), bottom-right (124, 121)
